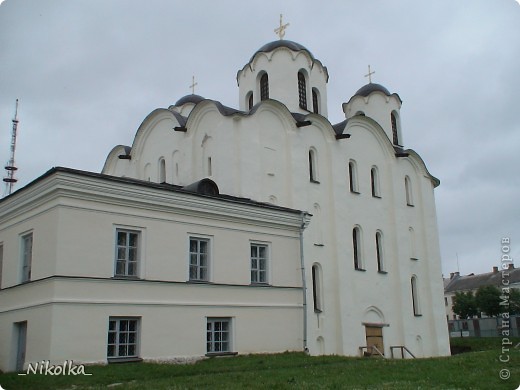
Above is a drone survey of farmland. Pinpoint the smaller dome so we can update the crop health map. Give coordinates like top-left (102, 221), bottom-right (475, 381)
top-left (354, 83), bottom-right (391, 97)
top-left (175, 94), bottom-right (205, 106)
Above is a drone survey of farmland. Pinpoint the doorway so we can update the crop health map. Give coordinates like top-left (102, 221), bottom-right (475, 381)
top-left (365, 325), bottom-right (384, 356)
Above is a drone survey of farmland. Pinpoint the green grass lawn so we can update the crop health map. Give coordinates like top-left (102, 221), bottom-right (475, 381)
top-left (1, 338), bottom-right (518, 389)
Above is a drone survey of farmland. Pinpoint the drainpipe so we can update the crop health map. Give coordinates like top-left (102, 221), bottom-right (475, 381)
top-left (299, 212), bottom-right (310, 353)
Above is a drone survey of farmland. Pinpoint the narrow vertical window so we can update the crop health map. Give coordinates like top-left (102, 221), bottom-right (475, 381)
top-left (248, 93), bottom-right (253, 110)
top-left (107, 317), bottom-right (139, 359)
top-left (309, 149), bottom-right (318, 182)
top-left (353, 227), bottom-right (363, 270)
top-left (207, 157), bottom-right (212, 176)
top-left (159, 158), bottom-right (166, 183)
top-left (411, 276), bottom-right (421, 315)
top-left (21, 233), bottom-right (33, 283)
top-left (349, 161), bottom-right (359, 193)
top-left (405, 176), bottom-right (414, 206)
top-left (391, 113), bottom-right (399, 145)
top-left (312, 89), bottom-right (319, 114)
top-left (250, 243), bottom-right (268, 284)
top-left (115, 230), bottom-right (140, 277)
top-left (376, 231), bottom-right (384, 272)
top-left (207, 318), bottom-right (231, 354)
top-left (371, 166), bottom-right (380, 197)
top-left (189, 237), bottom-right (209, 281)
top-left (312, 264), bottom-right (323, 312)
top-left (260, 73), bottom-right (269, 101)
top-left (298, 72), bottom-right (307, 109)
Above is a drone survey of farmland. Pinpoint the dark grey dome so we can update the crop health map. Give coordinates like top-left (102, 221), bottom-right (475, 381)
top-left (175, 94), bottom-right (205, 106)
top-left (355, 83), bottom-right (391, 97)
top-left (250, 40), bottom-right (315, 62)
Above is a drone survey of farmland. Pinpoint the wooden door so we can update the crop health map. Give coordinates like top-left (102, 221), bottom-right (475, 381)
top-left (365, 326), bottom-right (384, 356)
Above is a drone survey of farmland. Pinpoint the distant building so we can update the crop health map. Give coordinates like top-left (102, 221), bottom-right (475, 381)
top-left (0, 37), bottom-right (450, 372)
top-left (444, 264), bottom-right (520, 320)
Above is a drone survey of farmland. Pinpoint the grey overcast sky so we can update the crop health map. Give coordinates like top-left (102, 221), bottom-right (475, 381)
top-left (0, 0), bottom-right (519, 277)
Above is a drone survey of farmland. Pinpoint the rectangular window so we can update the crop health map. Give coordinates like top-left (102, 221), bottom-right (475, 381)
top-left (207, 318), bottom-right (231, 354)
top-left (115, 230), bottom-right (140, 277)
top-left (107, 318), bottom-right (139, 359)
top-left (250, 243), bottom-right (268, 284)
top-left (189, 237), bottom-right (209, 281)
top-left (21, 233), bottom-right (33, 283)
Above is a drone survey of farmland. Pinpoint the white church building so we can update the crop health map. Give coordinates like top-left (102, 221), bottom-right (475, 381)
top-left (0, 36), bottom-right (450, 371)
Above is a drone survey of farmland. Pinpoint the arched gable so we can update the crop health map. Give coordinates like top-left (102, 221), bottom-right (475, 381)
top-left (345, 116), bottom-right (397, 160)
top-left (102, 145), bottom-right (131, 175)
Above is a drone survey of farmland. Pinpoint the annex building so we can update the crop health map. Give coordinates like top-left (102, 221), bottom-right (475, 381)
top-left (0, 35), bottom-right (450, 372)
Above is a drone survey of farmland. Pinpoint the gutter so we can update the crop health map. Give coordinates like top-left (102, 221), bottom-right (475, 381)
top-left (299, 212), bottom-right (311, 353)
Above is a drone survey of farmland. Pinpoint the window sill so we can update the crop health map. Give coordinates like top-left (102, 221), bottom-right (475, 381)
top-left (350, 190), bottom-right (361, 195)
top-left (414, 314), bottom-right (423, 317)
top-left (407, 203), bottom-right (415, 207)
top-left (187, 280), bottom-right (211, 284)
top-left (112, 275), bottom-right (141, 280)
top-left (354, 268), bottom-right (366, 272)
top-left (250, 282), bottom-right (271, 287)
top-left (410, 257), bottom-right (419, 261)
top-left (377, 270), bottom-right (388, 275)
top-left (314, 243), bottom-right (324, 247)
top-left (205, 351), bottom-right (238, 358)
top-left (108, 357), bottom-right (143, 364)
top-left (314, 309), bottom-right (323, 314)
top-left (310, 179), bottom-right (320, 184)
top-left (372, 195), bottom-right (382, 199)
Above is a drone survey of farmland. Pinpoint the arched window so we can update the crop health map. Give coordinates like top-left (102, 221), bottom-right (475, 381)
top-left (312, 264), bottom-right (323, 312)
top-left (159, 158), bottom-right (166, 183)
top-left (353, 226), bottom-right (363, 270)
top-left (405, 176), bottom-right (414, 206)
top-left (298, 72), bottom-right (307, 109)
top-left (312, 88), bottom-right (319, 114)
top-left (260, 73), bottom-right (269, 101)
top-left (247, 92), bottom-right (253, 110)
top-left (376, 231), bottom-right (384, 272)
top-left (349, 160), bottom-right (359, 193)
top-left (309, 148), bottom-right (318, 182)
top-left (371, 166), bottom-right (380, 197)
top-left (391, 112), bottom-right (399, 145)
top-left (409, 227), bottom-right (418, 260)
top-left (411, 276), bottom-right (421, 315)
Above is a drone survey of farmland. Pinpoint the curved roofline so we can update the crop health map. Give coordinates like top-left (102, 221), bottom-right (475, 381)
top-left (345, 83), bottom-right (402, 105)
top-left (237, 40), bottom-right (329, 83)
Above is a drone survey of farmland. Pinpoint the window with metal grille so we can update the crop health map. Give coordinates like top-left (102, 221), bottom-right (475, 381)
top-left (298, 72), bottom-right (307, 109)
top-left (107, 318), bottom-right (139, 358)
top-left (207, 318), bottom-right (231, 353)
top-left (391, 113), bottom-right (399, 145)
top-left (260, 73), bottom-right (269, 101)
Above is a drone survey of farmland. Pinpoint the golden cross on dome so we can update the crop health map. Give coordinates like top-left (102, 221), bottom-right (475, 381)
top-left (189, 75), bottom-right (198, 94)
top-left (364, 65), bottom-right (375, 83)
top-left (274, 14), bottom-right (289, 40)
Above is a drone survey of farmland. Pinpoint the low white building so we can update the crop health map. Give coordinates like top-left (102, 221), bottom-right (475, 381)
top-left (0, 37), bottom-right (450, 371)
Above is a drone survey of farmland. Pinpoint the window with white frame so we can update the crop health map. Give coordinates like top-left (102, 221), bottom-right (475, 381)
top-left (250, 243), bottom-right (268, 284)
top-left (115, 229), bottom-right (140, 277)
top-left (21, 233), bottom-right (33, 283)
top-left (107, 317), bottom-right (139, 359)
top-left (207, 318), bottom-right (231, 354)
top-left (189, 237), bottom-right (209, 281)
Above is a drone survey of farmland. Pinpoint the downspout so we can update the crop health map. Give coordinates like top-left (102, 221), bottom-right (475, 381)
top-left (299, 212), bottom-right (310, 353)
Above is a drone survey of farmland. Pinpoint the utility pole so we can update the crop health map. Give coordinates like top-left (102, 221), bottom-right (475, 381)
top-left (3, 99), bottom-right (20, 196)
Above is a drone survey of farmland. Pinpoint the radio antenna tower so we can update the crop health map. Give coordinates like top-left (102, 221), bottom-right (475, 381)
top-left (3, 99), bottom-right (20, 196)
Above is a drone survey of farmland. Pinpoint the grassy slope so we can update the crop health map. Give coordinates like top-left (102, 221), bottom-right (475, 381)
top-left (0, 338), bottom-right (518, 389)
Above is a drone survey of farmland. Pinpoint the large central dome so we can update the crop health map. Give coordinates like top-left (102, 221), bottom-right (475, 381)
top-left (250, 40), bottom-right (315, 62)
